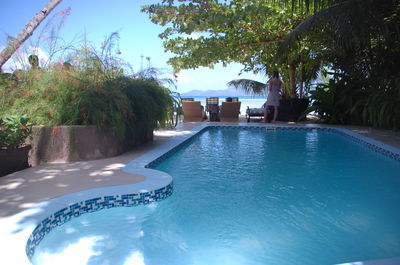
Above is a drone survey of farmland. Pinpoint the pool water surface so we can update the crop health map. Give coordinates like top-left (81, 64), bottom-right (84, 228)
top-left (31, 128), bottom-right (400, 265)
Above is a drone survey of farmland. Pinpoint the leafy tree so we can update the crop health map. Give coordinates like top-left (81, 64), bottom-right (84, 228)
top-left (142, 0), bottom-right (311, 97)
top-left (284, 0), bottom-right (400, 129)
top-left (145, 0), bottom-right (400, 128)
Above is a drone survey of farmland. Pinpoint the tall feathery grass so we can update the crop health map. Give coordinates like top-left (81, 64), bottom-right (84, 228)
top-left (0, 34), bottom-right (176, 136)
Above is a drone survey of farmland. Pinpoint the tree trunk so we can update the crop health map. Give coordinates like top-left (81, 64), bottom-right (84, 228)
top-left (0, 0), bottom-right (62, 70)
top-left (289, 61), bottom-right (296, 98)
top-left (299, 63), bottom-right (304, 98)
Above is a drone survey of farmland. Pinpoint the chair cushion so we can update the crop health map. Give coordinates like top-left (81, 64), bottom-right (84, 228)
top-left (246, 108), bottom-right (264, 115)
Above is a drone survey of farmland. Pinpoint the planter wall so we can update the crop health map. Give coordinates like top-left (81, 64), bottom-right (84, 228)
top-left (28, 125), bottom-right (153, 166)
top-left (0, 145), bottom-right (31, 177)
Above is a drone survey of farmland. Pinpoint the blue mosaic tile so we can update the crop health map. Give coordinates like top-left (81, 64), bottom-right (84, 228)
top-left (26, 125), bottom-right (399, 261)
top-left (146, 125), bottom-right (400, 169)
top-left (26, 183), bottom-right (173, 260)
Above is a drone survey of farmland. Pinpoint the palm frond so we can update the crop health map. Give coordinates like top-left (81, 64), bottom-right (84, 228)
top-left (227, 79), bottom-right (267, 96)
top-left (278, 0), bottom-right (371, 56)
top-left (270, 0), bottom-right (345, 13)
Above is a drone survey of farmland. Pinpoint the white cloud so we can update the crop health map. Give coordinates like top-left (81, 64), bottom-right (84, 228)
top-left (175, 63), bottom-right (265, 93)
top-left (123, 251), bottom-right (145, 265)
top-left (176, 70), bottom-right (195, 84)
top-left (1, 46), bottom-right (49, 73)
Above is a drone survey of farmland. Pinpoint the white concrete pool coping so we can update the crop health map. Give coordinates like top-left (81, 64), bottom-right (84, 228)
top-left (0, 123), bottom-right (399, 265)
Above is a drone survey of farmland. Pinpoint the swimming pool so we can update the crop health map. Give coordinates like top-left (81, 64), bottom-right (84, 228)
top-left (28, 126), bottom-right (400, 265)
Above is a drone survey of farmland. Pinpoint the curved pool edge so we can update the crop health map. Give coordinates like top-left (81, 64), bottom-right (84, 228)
top-left (23, 125), bottom-right (209, 262)
top-left (0, 124), bottom-right (398, 265)
top-left (25, 124), bottom-right (400, 263)
top-left (0, 125), bottom-right (206, 265)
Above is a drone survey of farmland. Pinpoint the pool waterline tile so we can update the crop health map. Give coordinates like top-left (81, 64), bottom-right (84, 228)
top-left (25, 183), bottom-right (173, 260)
top-left (148, 125), bottom-right (400, 166)
top-left (24, 124), bottom-right (400, 263)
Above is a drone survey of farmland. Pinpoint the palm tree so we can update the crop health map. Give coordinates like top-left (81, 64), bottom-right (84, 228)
top-left (227, 78), bottom-right (268, 97)
top-left (278, 0), bottom-right (399, 56)
top-left (229, 1), bottom-right (351, 98)
top-left (277, 0), bottom-right (400, 129)
top-left (0, 0), bottom-right (62, 69)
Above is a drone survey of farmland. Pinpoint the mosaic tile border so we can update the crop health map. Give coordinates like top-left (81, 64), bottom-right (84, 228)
top-left (146, 125), bottom-right (400, 168)
top-left (145, 126), bottom-right (209, 168)
top-left (25, 124), bottom-right (399, 262)
top-left (332, 128), bottom-right (400, 162)
top-left (25, 183), bottom-right (173, 260)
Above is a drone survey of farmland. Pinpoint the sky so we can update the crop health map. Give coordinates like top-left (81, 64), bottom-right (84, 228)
top-left (0, 0), bottom-right (265, 94)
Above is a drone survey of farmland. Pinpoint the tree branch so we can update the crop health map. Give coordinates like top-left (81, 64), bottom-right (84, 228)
top-left (242, 39), bottom-right (284, 46)
top-left (0, 0), bottom-right (63, 70)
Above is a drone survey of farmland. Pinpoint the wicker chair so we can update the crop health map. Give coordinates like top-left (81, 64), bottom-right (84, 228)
top-left (182, 101), bottom-right (207, 122)
top-left (206, 97), bottom-right (220, 121)
top-left (220, 101), bottom-right (241, 122)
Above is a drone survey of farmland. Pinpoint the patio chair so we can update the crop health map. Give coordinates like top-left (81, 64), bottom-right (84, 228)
top-left (182, 101), bottom-right (207, 122)
top-left (225, 97), bottom-right (239, 102)
top-left (219, 101), bottom-right (241, 122)
top-left (246, 106), bottom-right (273, 122)
top-left (206, 97), bottom-right (220, 121)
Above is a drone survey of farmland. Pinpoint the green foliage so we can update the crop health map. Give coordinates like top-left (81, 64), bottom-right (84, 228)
top-left (28, 55), bottom-right (39, 68)
top-left (0, 34), bottom-right (176, 137)
top-left (143, 1), bottom-right (324, 98)
top-left (117, 77), bottom-right (175, 129)
top-left (307, 78), bottom-right (341, 123)
top-left (142, 0), bottom-right (307, 74)
top-left (0, 114), bottom-right (32, 149)
top-left (279, 0), bottom-right (397, 55)
top-left (308, 74), bottom-right (400, 130)
top-left (0, 65), bottom-right (175, 136)
top-left (227, 79), bottom-right (267, 96)
top-left (297, 0), bottom-right (400, 129)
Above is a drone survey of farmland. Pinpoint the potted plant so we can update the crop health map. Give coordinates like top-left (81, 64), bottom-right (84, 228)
top-left (276, 97), bottom-right (309, 122)
top-left (0, 115), bottom-right (33, 176)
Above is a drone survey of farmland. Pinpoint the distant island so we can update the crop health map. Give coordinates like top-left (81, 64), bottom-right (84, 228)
top-left (181, 87), bottom-right (256, 97)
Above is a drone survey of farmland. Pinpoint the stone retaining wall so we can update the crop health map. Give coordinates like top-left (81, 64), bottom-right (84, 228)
top-left (28, 125), bottom-right (153, 166)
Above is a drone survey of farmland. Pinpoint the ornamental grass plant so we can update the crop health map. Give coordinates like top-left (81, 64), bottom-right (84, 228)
top-left (0, 35), bottom-right (176, 138)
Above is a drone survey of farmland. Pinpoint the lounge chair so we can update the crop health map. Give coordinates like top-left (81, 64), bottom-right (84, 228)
top-left (219, 101), bottom-right (241, 122)
top-left (182, 101), bottom-right (207, 122)
top-left (206, 97), bottom-right (220, 121)
top-left (246, 107), bottom-right (264, 122)
top-left (246, 106), bottom-right (273, 122)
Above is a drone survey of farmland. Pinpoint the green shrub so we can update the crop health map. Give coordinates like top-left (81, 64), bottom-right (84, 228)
top-left (0, 114), bottom-right (32, 149)
top-left (0, 58), bottom-right (175, 137)
top-left (308, 73), bottom-right (400, 130)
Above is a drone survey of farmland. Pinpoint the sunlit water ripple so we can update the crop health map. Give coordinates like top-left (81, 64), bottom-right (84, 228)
top-left (32, 128), bottom-right (400, 265)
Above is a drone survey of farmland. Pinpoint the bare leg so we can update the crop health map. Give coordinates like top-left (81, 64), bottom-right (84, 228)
top-left (263, 105), bottom-right (269, 123)
top-left (272, 106), bottom-right (278, 123)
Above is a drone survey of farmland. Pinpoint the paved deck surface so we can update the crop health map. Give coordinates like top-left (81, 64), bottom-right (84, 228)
top-left (1, 120), bottom-right (399, 219)
top-left (0, 120), bottom-right (399, 265)
top-left (0, 123), bottom-right (198, 218)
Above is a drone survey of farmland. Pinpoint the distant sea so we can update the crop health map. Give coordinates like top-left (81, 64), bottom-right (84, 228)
top-left (183, 96), bottom-right (266, 114)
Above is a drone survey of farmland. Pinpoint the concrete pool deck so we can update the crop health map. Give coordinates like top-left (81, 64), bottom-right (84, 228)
top-left (1, 120), bottom-right (400, 265)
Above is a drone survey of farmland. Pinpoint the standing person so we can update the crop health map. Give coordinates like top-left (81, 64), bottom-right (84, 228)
top-left (263, 71), bottom-right (282, 123)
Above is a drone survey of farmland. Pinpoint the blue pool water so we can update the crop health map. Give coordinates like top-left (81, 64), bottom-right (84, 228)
top-left (31, 128), bottom-right (400, 265)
